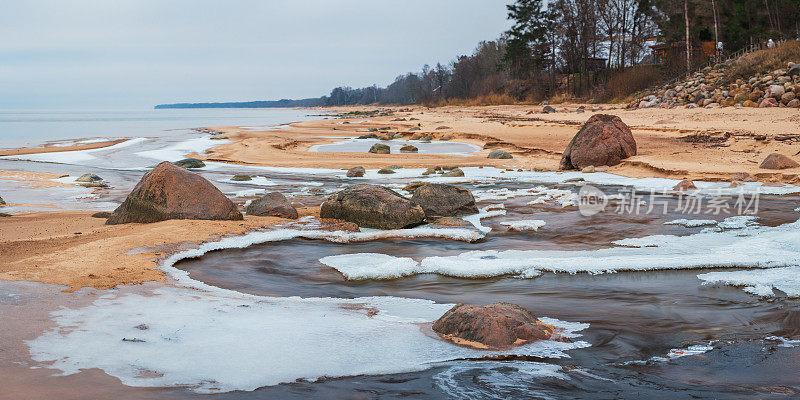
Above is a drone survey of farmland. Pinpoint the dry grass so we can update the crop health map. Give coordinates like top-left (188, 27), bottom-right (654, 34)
top-left (596, 66), bottom-right (667, 103)
top-left (548, 93), bottom-right (575, 104)
top-left (725, 40), bottom-right (800, 81)
top-left (431, 93), bottom-right (521, 107)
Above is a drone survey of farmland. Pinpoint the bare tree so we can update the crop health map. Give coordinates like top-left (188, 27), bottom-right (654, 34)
top-left (684, 0), bottom-right (691, 74)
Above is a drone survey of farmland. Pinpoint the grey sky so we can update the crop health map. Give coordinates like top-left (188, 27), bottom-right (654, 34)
top-left (1, 0), bottom-right (512, 109)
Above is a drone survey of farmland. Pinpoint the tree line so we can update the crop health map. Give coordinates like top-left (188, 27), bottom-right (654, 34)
top-left (320, 0), bottom-right (798, 105)
top-left (158, 1), bottom-right (800, 109)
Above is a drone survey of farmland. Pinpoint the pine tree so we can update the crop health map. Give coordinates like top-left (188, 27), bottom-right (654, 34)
top-left (503, 0), bottom-right (556, 77)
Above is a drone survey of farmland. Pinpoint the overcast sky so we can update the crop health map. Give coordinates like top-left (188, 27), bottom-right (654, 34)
top-left (1, 0), bottom-right (512, 109)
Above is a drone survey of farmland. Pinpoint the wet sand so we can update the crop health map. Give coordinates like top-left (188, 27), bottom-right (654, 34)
top-left (0, 139), bottom-right (128, 156)
top-left (0, 208), bottom-right (319, 291)
top-left (199, 104), bottom-right (800, 183)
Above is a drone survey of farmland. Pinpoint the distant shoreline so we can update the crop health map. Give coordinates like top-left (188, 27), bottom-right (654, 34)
top-left (155, 98), bottom-right (323, 109)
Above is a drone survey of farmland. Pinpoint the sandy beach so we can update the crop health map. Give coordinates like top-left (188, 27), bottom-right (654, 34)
top-left (197, 105), bottom-right (800, 183)
top-left (2, 104), bottom-right (800, 292)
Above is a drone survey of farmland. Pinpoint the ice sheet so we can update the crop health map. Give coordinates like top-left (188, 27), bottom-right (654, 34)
top-left (28, 225), bottom-right (588, 393)
top-left (319, 219), bottom-right (800, 280)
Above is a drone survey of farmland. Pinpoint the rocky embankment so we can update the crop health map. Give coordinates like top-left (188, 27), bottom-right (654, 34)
top-left (631, 61), bottom-right (799, 109)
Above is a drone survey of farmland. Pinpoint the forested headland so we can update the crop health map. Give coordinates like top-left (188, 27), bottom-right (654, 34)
top-left (157, 0), bottom-right (799, 109)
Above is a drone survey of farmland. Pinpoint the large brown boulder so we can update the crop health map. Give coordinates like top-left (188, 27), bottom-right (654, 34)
top-left (432, 303), bottom-right (556, 349)
top-left (411, 183), bottom-right (477, 219)
top-left (559, 114), bottom-right (637, 170)
top-left (246, 192), bottom-right (298, 219)
top-left (760, 153), bottom-right (800, 169)
top-left (106, 161), bottom-right (242, 225)
top-left (320, 184), bottom-right (425, 229)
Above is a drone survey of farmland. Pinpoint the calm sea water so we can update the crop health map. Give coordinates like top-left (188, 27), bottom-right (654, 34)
top-left (0, 108), bottom-right (322, 149)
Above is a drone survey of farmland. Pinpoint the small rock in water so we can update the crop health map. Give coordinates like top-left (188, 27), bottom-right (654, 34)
top-left (487, 150), bottom-right (513, 159)
top-left (400, 145), bottom-right (418, 153)
top-left (76, 173), bottom-right (103, 183)
top-left (581, 165), bottom-right (596, 173)
top-left (543, 105), bottom-right (556, 113)
top-left (760, 153), bottom-right (799, 169)
top-left (368, 143), bottom-right (390, 154)
top-left (411, 183), bottom-right (478, 219)
top-left (673, 179), bottom-right (698, 191)
top-left (377, 168), bottom-right (396, 174)
top-left (346, 166), bottom-right (365, 177)
top-left (246, 192), bottom-right (298, 219)
top-left (134, 324), bottom-right (150, 330)
top-left (441, 168), bottom-right (465, 177)
top-left (0, 196), bottom-right (5, 206)
top-left (422, 167), bottom-right (437, 175)
top-left (231, 174), bottom-right (252, 181)
top-left (427, 217), bottom-right (475, 228)
top-left (172, 158), bottom-right (206, 169)
top-left (357, 133), bottom-right (377, 139)
top-left (432, 303), bottom-right (556, 349)
top-left (731, 172), bottom-right (755, 182)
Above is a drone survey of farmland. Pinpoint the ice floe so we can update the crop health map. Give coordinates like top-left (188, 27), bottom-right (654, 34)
top-left (320, 253), bottom-right (421, 280)
top-left (320, 219), bottom-right (800, 280)
top-left (622, 343), bottom-right (715, 365)
top-left (500, 220), bottom-right (546, 231)
top-left (136, 136), bottom-right (228, 162)
top-left (713, 215), bottom-right (759, 230)
top-left (462, 205), bottom-right (506, 233)
top-left (765, 336), bottom-right (800, 347)
top-left (664, 219), bottom-right (718, 227)
top-left (473, 186), bottom-right (577, 208)
top-left (698, 266), bottom-right (800, 297)
top-left (0, 138), bottom-right (148, 164)
top-left (219, 176), bottom-right (277, 186)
